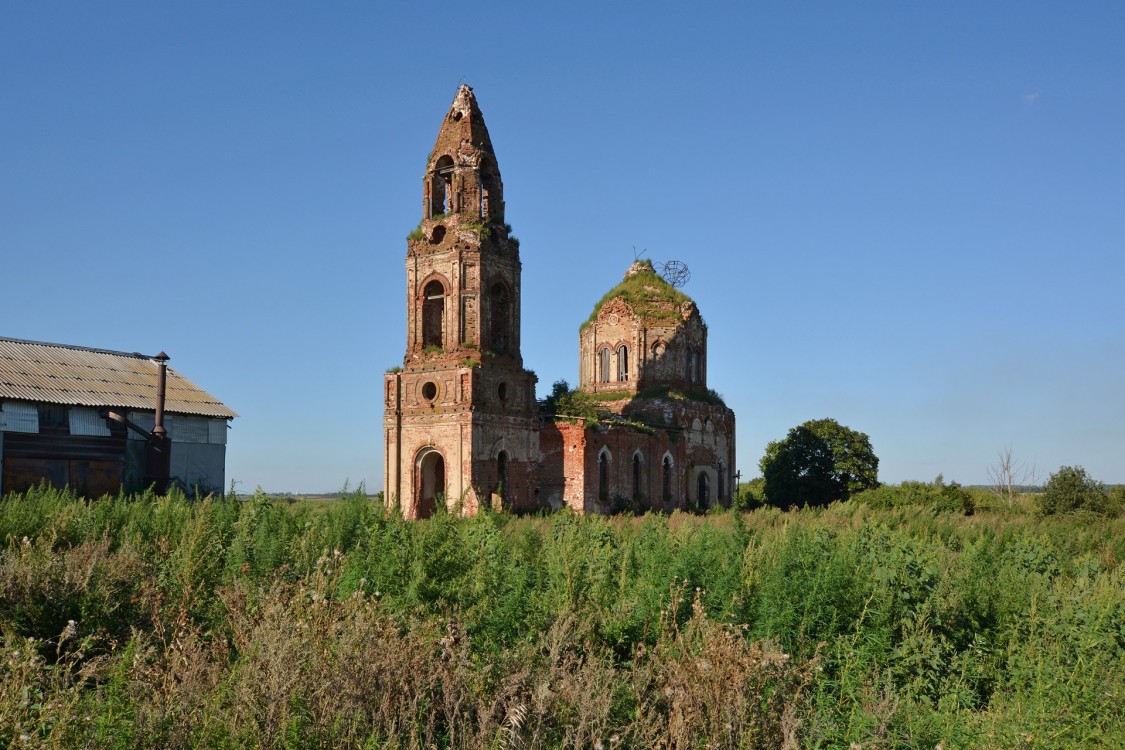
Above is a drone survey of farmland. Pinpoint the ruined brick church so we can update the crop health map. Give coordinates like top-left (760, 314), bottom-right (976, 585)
top-left (383, 85), bottom-right (735, 517)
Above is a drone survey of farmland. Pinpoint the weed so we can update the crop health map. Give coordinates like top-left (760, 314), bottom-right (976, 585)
top-left (0, 488), bottom-right (1120, 748)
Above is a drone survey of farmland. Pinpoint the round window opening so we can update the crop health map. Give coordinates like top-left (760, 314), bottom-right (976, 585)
top-left (430, 225), bottom-right (446, 243)
top-left (497, 382), bottom-right (508, 401)
top-left (421, 382), bottom-right (438, 401)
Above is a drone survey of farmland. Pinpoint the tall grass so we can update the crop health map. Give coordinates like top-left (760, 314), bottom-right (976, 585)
top-left (1, 483), bottom-right (1121, 748)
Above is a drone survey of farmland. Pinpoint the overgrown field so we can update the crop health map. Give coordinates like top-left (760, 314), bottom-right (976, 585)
top-left (1, 486), bottom-right (1122, 749)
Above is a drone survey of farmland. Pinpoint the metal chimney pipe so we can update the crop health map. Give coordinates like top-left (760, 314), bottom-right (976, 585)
top-left (153, 351), bottom-right (169, 438)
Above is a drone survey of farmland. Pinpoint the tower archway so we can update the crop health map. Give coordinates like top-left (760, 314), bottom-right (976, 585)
top-left (415, 448), bottom-right (445, 518)
top-left (430, 155), bottom-right (455, 217)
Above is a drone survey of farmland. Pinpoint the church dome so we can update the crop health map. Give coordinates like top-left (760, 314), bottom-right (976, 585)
top-left (578, 259), bottom-right (707, 395)
top-left (580, 259), bottom-right (698, 332)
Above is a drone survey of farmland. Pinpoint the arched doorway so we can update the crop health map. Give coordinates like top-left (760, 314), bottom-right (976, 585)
top-left (697, 472), bottom-right (710, 510)
top-left (416, 449), bottom-right (445, 518)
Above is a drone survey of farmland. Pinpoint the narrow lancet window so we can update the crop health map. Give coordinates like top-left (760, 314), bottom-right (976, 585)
top-left (497, 451), bottom-right (509, 506)
top-left (599, 451), bottom-right (609, 500)
top-left (663, 456), bottom-right (673, 501)
top-left (617, 345), bottom-right (629, 381)
top-left (490, 283), bottom-right (511, 354)
top-left (632, 453), bottom-right (643, 501)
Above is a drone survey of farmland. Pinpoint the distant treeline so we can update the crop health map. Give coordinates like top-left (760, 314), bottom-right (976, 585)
top-left (1, 484), bottom-right (1122, 749)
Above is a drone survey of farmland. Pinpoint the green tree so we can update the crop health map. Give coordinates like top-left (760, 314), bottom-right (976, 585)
top-left (1038, 465), bottom-right (1111, 515)
top-left (760, 418), bottom-right (879, 508)
top-left (541, 379), bottom-right (601, 422)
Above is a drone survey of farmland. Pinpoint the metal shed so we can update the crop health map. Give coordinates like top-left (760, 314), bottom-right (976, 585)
top-left (0, 337), bottom-right (237, 496)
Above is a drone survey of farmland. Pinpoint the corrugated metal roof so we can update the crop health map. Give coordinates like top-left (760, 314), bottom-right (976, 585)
top-left (0, 337), bottom-right (237, 419)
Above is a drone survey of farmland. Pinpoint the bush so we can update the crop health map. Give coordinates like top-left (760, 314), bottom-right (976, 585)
top-left (1038, 465), bottom-right (1112, 515)
top-left (851, 477), bottom-right (975, 515)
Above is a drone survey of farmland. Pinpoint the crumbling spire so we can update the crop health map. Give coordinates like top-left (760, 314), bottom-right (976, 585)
top-left (422, 85), bottom-right (504, 223)
top-left (432, 84), bottom-right (495, 158)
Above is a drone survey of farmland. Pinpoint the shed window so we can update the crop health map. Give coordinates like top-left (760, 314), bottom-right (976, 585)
top-left (422, 280), bottom-right (445, 348)
top-left (617, 345), bottom-right (629, 381)
top-left (37, 404), bottom-right (69, 435)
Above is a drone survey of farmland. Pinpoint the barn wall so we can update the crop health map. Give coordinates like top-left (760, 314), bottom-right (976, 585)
top-left (169, 443), bottom-right (226, 495)
top-left (0, 430), bottom-right (127, 497)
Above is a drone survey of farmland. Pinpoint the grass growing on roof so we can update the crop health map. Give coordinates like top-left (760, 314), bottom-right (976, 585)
top-left (581, 260), bottom-right (693, 331)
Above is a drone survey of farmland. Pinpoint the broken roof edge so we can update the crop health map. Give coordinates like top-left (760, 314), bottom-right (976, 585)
top-left (579, 263), bottom-right (698, 333)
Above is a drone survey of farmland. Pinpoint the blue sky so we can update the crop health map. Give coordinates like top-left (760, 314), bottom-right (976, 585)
top-left (3, 2), bottom-right (1123, 492)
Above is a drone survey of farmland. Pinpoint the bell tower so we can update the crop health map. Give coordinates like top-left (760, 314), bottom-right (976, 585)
top-left (384, 85), bottom-right (539, 518)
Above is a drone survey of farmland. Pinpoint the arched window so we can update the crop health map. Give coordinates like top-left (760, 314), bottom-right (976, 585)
top-left (599, 450), bottom-right (610, 501)
top-left (422, 280), bottom-right (445, 349)
top-left (497, 451), bottom-right (509, 507)
top-left (490, 283), bottom-right (510, 354)
top-left (430, 155), bottom-right (455, 217)
top-left (662, 455), bottom-right (673, 501)
top-left (632, 452), bottom-right (643, 501)
top-left (617, 345), bottom-right (629, 381)
top-left (479, 161), bottom-right (500, 219)
top-left (686, 349), bottom-right (695, 383)
top-left (698, 472), bottom-right (710, 510)
top-left (598, 348), bottom-right (611, 383)
top-left (718, 460), bottom-right (727, 503)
